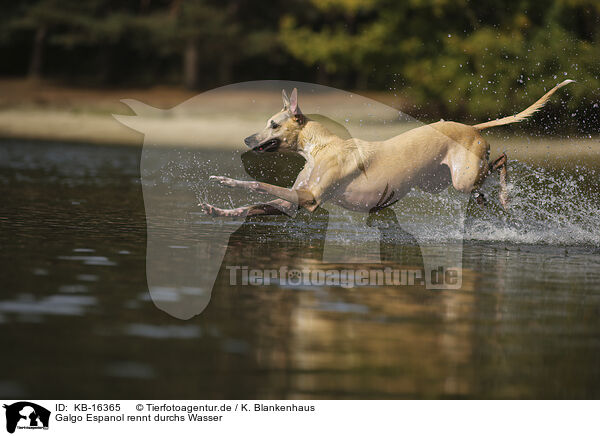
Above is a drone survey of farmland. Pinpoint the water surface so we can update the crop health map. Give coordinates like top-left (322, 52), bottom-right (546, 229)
top-left (1, 139), bottom-right (599, 399)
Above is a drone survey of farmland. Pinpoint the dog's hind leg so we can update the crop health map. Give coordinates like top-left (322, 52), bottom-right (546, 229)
top-left (199, 199), bottom-right (295, 217)
top-left (445, 139), bottom-right (501, 210)
top-left (446, 150), bottom-right (488, 194)
top-left (490, 153), bottom-right (508, 210)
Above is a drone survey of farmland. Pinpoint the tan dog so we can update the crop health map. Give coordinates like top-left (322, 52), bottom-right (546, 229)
top-left (200, 80), bottom-right (573, 217)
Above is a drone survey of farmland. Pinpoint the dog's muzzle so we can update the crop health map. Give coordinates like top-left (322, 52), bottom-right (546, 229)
top-left (245, 136), bottom-right (280, 153)
top-left (244, 135), bottom-right (257, 148)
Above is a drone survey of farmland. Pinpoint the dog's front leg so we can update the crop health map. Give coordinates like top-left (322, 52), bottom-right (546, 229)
top-left (209, 176), bottom-right (318, 211)
top-left (199, 199), bottom-right (296, 217)
top-left (208, 176), bottom-right (245, 189)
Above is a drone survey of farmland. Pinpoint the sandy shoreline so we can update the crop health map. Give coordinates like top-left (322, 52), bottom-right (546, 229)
top-left (0, 78), bottom-right (410, 149)
top-left (0, 79), bottom-right (598, 163)
top-left (1, 108), bottom-right (599, 164)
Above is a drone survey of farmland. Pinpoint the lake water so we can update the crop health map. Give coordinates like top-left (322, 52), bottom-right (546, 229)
top-left (1, 139), bottom-right (599, 399)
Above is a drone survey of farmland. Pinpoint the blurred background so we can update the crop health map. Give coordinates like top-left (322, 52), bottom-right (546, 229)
top-left (0, 0), bottom-right (599, 144)
top-left (2, 0), bottom-right (600, 400)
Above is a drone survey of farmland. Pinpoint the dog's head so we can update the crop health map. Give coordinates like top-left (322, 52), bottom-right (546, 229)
top-left (244, 88), bottom-right (305, 153)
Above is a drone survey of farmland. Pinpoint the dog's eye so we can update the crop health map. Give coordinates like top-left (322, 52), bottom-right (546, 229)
top-left (270, 121), bottom-right (279, 129)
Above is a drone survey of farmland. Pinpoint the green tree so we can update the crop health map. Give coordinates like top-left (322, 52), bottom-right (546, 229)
top-left (279, 0), bottom-right (600, 122)
top-left (130, 0), bottom-right (242, 89)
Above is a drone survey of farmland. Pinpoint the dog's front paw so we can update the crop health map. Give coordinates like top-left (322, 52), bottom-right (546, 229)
top-left (198, 202), bottom-right (226, 216)
top-left (209, 175), bottom-right (237, 188)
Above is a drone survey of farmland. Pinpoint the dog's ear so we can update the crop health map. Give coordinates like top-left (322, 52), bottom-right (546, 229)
top-left (282, 89), bottom-right (290, 109)
top-left (290, 88), bottom-right (301, 115)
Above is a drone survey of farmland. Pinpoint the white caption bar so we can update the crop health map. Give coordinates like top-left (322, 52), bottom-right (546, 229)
top-left (1, 400), bottom-right (598, 436)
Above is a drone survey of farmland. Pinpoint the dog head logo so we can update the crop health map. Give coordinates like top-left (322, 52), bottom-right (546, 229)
top-left (3, 402), bottom-right (50, 433)
top-left (115, 81), bottom-right (473, 320)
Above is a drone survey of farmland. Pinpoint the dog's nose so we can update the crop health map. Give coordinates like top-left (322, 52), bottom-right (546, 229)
top-left (244, 136), bottom-right (252, 147)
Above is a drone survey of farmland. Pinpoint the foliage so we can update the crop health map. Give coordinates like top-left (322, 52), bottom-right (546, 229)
top-left (0, 0), bottom-right (598, 124)
top-left (280, 0), bottom-right (600, 121)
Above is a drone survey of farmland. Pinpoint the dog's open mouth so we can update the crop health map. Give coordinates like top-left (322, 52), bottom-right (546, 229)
top-left (253, 139), bottom-right (280, 152)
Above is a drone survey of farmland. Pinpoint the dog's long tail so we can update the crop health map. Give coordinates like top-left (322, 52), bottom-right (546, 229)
top-left (472, 79), bottom-right (574, 131)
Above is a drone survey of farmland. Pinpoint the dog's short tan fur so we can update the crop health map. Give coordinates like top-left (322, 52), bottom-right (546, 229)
top-left (201, 80), bottom-right (572, 217)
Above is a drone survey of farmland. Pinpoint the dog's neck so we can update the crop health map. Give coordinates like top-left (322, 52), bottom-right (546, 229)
top-left (296, 120), bottom-right (341, 159)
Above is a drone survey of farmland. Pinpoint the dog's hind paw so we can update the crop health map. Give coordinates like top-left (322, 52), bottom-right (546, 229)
top-left (473, 191), bottom-right (487, 206)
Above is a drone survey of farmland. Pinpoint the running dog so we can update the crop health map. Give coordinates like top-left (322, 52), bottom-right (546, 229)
top-left (200, 80), bottom-right (573, 217)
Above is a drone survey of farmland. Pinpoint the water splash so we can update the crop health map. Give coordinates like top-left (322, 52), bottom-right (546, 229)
top-left (464, 162), bottom-right (599, 245)
top-left (394, 161), bottom-right (600, 246)
top-left (205, 161), bottom-right (600, 247)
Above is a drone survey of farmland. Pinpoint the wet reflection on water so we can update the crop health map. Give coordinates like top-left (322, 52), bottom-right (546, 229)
top-left (1, 139), bottom-right (599, 399)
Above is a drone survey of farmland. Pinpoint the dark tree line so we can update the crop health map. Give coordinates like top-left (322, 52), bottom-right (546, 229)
top-left (1, 0), bottom-right (598, 123)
